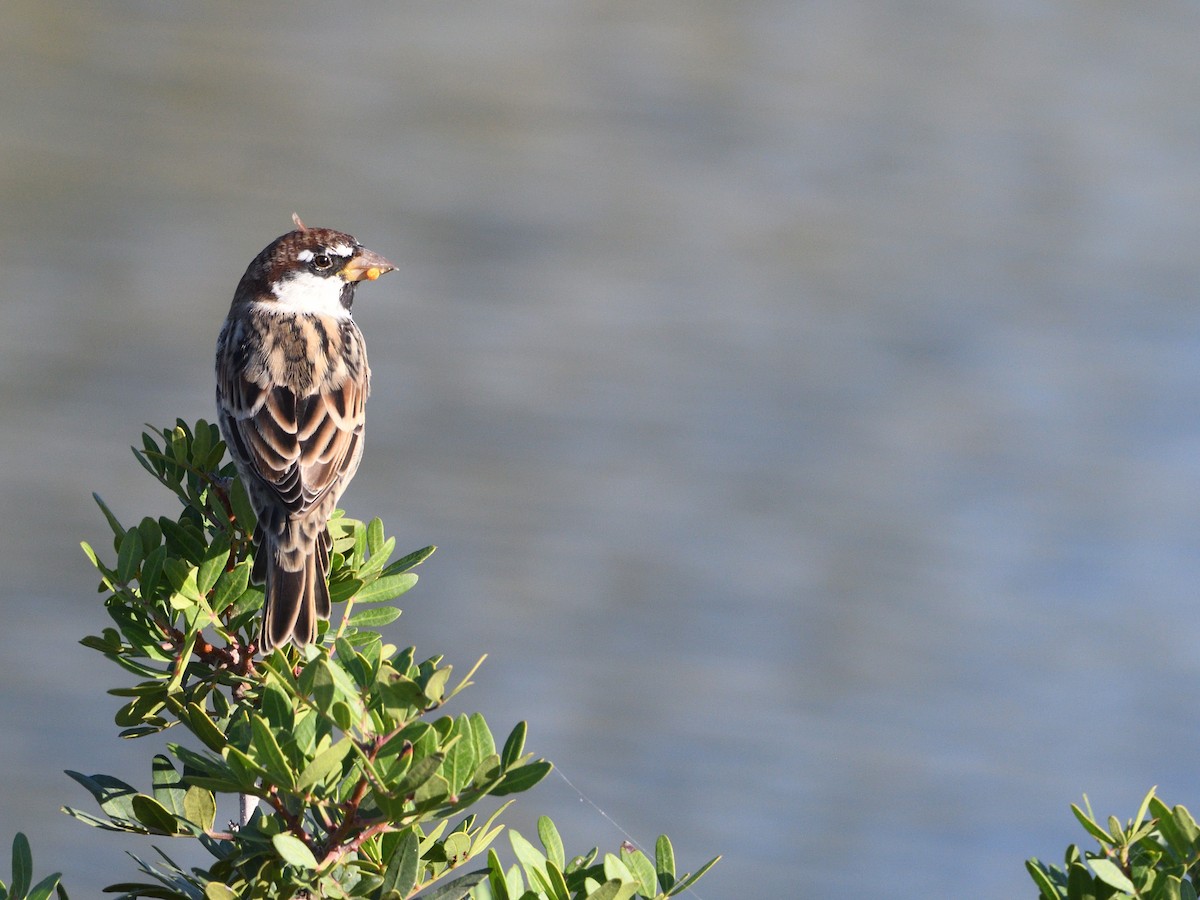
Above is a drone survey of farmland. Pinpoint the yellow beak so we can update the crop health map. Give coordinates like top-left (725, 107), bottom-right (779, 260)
top-left (341, 248), bottom-right (396, 282)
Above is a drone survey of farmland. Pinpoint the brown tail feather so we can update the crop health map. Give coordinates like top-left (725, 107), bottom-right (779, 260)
top-left (259, 531), bottom-right (333, 650)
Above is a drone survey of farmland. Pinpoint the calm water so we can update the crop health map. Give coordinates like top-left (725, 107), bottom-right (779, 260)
top-left (5, 2), bottom-right (1200, 896)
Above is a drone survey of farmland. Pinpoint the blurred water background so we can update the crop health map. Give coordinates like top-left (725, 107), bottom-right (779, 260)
top-left (4, 1), bottom-right (1200, 896)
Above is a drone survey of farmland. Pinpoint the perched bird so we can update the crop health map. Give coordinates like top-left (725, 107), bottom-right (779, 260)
top-left (215, 215), bottom-right (394, 650)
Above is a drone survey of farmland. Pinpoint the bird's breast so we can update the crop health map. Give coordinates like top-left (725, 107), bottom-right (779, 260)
top-left (253, 309), bottom-right (368, 398)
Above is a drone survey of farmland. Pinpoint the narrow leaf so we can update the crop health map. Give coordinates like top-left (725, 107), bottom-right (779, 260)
top-left (116, 528), bottom-right (143, 584)
top-left (383, 545), bottom-right (436, 576)
top-left (92, 493), bottom-right (126, 538)
top-left (411, 868), bottom-right (489, 900)
top-left (12, 832), bottom-right (32, 898)
top-left (655, 835), bottom-right (676, 891)
top-left (347, 606), bottom-right (403, 629)
top-left (493, 761), bottom-right (552, 797)
top-left (379, 828), bottom-right (419, 899)
top-left (297, 738), bottom-right (353, 792)
top-left (250, 717), bottom-right (295, 790)
top-left (509, 830), bottom-right (548, 885)
top-left (501, 722), bottom-right (527, 770)
top-left (353, 573), bottom-right (417, 605)
top-left (197, 536), bottom-right (230, 596)
top-left (26, 872), bottom-right (64, 900)
top-left (210, 561), bottom-right (250, 614)
top-left (665, 855), bottom-right (721, 896)
top-left (1071, 803), bottom-right (1115, 845)
top-left (538, 816), bottom-right (565, 871)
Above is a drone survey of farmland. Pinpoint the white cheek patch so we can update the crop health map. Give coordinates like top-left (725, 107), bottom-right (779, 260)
top-left (267, 271), bottom-right (350, 316)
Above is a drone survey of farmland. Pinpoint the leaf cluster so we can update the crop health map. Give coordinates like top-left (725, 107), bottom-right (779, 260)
top-left (56, 420), bottom-right (716, 899)
top-left (482, 823), bottom-right (717, 900)
top-left (0, 834), bottom-right (66, 900)
top-left (1028, 788), bottom-right (1200, 900)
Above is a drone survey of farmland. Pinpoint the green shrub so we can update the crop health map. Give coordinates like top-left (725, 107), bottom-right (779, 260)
top-left (1028, 788), bottom-right (1200, 899)
top-left (21, 418), bottom-right (718, 899)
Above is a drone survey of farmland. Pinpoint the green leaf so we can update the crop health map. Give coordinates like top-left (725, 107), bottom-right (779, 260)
top-left (469, 713), bottom-right (496, 762)
top-left (411, 868), bottom-right (489, 900)
top-left (169, 744), bottom-right (236, 787)
top-left (11, 832), bottom-right (32, 898)
top-left (170, 425), bottom-right (188, 463)
top-left (1070, 803), bottom-right (1113, 846)
top-left (354, 573), bottom-right (417, 605)
top-left (225, 745), bottom-right (268, 789)
top-left (306, 658), bottom-right (336, 713)
top-left (664, 855), bottom-right (720, 896)
top-left (79, 539), bottom-right (101, 572)
top-left (271, 833), bottom-right (318, 870)
top-left (92, 492), bottom-right (126, 539)
top-left (328, 577), bottom-right (364, 605)
top-left (392, 753), bottom-right (445, 798)
top-left (229, 476), bottom-right (258, 533)
top-left (379, 828), bottom-right (419, 899)
top-left (538, 816), bottom-right (565, 871)
top-left (1024, 860), bottom-right (1061, 900)
top-left (297, 737), bottom-right (353, 792)
top-left (116, 528), bottom-right (143, 584)
top-left (163, 559), bottom-right (202, 609)
top-left (191, 418), bottom-right (211, 464)
top-left (183, 786), bottom-right (216, 833)
top-left (132, 794), bottom-right (183, 835)
top-left (423, 666), bottom-right (452, 705)
top-left (140, 546), bottom-right (166, 601)
top-left (540, 861), bottom-right (571, 900)
top-left (60, 805), bottom-right (144, 834)
top-left (136, 516), bottom-right (163, 553)
top-left (250, 717), bottom-right (295, 790)
top-left (205, 881), bottom-right (237, 900)
top-left (65, 771), bottom-right (141, 824)
top-left (196, 535), bottom-right (229, 596)
top-left (260, 681), bottom-right (294, 733)
top-left (603, 853), bottom-right (636, 885)
top-left (493, 761), bottom-right (552, 797)
top-left (359, 537), bottom-right (396, 579)
top-left (159, 517), bottom-right (206, 564)
top-left (185, 703), bottom-right (228, 753)
top-left (150, 754), bottom-right (186, 817)
top-left (581, 880), bottom-right (628, 900)
top-left (501, 722), bottom-right (527, 771)
top-left (365, 517), bottom-right (386, 554)
top-left (509, 829), bottom-right (548, 885)
top-left (347, 606), bottom-right (403, 629)
top-left (1088, 857), bottom-right (1134, 892)
top-left (384, 544), bottom-right (436, 576)
top-left (352, 520), bottom-right (368, 568)
top-left (1150, 798), bottom-right (1200, 859)
top-left (655, 835), bottom-right (676, 891)
top-left (619, 847), bottom-right (657, 897)
top-left (442, 831), bottom-right (471, 867)
top-left (440, 717), bottom-right (477, 795)
top-left (26, 872), bottom-right (64, 900)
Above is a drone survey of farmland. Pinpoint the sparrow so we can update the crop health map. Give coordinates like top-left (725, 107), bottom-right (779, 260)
top-left (215, 214), bottom-right (394, 650)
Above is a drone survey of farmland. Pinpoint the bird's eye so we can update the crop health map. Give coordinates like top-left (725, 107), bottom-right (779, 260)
top-left (312, 253), bottom-right (333, 271)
